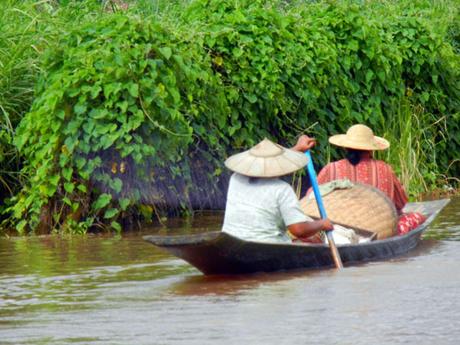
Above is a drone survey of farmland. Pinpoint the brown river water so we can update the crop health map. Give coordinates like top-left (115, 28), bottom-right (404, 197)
top-left (1, 197), bottom-right (460, 345)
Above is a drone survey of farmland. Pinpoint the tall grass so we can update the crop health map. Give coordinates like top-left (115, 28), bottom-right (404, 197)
top-left (0, 0), bottom-right (107, 200)
top-left (380, 97), bottom-right (447, 198)
top-left (131, 0), bottom-right (191, 16)
top-left (368, 0), bottom-right (460, 198)
top-left (0, 1), bottom-right (56, 197)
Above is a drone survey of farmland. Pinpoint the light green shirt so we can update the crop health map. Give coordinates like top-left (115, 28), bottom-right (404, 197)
top-left (222, 173), bottom-right (311, 243)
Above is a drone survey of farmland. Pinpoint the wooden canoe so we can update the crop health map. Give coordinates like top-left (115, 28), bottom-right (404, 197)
top-left (143, 199), bottom-right (449, 275)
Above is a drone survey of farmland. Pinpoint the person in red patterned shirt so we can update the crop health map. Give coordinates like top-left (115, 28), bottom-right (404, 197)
top-left (311, 124), bottom-right (425, 235)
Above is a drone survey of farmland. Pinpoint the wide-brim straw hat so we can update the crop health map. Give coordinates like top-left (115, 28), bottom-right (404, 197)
top-left (224, 138), bottom-right (308, 178)
top-left (329, 124), bottom-right (390, 151)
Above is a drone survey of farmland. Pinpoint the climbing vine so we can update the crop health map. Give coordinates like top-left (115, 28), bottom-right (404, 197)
top-left (2, 0), bottom-right (459, 233)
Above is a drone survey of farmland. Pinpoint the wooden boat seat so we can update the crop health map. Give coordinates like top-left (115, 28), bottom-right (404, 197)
top-left (300, 182), bottom-right (398, 240)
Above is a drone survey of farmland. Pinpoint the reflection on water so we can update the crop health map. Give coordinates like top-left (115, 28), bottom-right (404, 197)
top-left (424, 198), bottom-right (460, 241)
top-left (0, 198), bottom-right (459, 345)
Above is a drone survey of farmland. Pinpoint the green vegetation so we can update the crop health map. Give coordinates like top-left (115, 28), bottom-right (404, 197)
top-left (0, 0), bottom-right (55, 198)
top-left (0, 0), bottom-right (108, 217)
top-left (1, 0), bottom-right (459, 234)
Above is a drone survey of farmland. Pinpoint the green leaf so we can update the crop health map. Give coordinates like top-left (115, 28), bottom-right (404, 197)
top-left (67, 118), bottom-right (83, 134)
top-left (83, 120), bottom-right (95, 134)
top-left (90, 109), bottom-right (107, 120)
top-left (64, 136), bottom-right (78, 151)
top-left (79, 170), bottom-right (90, 180)
top-left (74, 103), bottom-right (87, 115)
top-left (100, 133), bottom-right (119, 150)
top-left (63, 196), bottom-right (72, 206)
top-left (347, 40), bottom-right (359, 51)
top-left (40, 183), bottom-right (57, 197)
top-left (159, 47), bottom-right (172, 60)
top-left (79, 142), bottom-right (90, 154)
top-left (59, 154), bottom-right (70, 168)
top-left (111, 178), bottom-right (123, 193)
top-left (128, 83), bottom-right (139, 98)
top-left (71, 202), bottom-right (79, 213)
top-left (75, 156), bottom-right (86, 170)
top-left (365, 70), bottom-right (374, 83)
top-left (117, 101), bottom-right (128, 113)
top-left (104, 83), bottom-right (122, 99)
top-left (64, 182), bottom-right (75, 193)
top-left (111, 221), bottom-right (122, 232)
top-left (119, 198), bottom-right (130, 211)
top-left (90, 85), bottom-right (102, 99)
top-left (56, 110), bottom-right (66, 120)
top-left (49, 174), bottom-right (60, 187)
top-left (104, 208), bottom-right (118, 219)
top-left (16, 220), bottom-right (27, 234)
top-left (167, 87), bottom-right (180, 104)
top-left (244, 93), bottom-right (257, 103)
top-left (93, 193), bottom-right (112, 210)
top-left (62, 167), bottom-right (73, 181)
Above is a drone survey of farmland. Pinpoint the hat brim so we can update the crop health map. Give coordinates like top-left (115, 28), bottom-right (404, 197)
top-left (329, 134), bottom-right (389, 151)
top-left (225, 149), bottom-right (308, 177)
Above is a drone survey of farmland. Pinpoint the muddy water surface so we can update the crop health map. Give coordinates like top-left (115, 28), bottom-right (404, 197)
top-left (1, 199), bottom-right (460, 345)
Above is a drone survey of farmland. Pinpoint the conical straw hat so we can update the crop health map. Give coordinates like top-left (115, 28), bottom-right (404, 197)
top-left (224, 138), bottom-right (308, 177)
top-left (329, 124), bottom-right (390, 151)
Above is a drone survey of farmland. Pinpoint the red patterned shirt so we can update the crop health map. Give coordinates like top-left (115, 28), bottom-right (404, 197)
top-left (314, 157), bottom-right (408, 213)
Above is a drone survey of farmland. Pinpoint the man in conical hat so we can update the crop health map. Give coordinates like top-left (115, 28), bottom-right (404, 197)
top-left (222, 136), bottom-right (333, 243)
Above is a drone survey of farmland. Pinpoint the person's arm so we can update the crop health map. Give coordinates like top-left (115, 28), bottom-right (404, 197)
top-left (389, 168), bottom-right (409, 213)
top-left (288, 219), bottom-right (333, 239)
top-left (279, 182), bottom-right (332, 239)
top-left (293, 135), bottom-right (335, 196)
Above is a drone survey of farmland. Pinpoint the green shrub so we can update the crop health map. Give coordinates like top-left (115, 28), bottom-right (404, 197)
top-left (7, 12), bottom-right (229, 233)
top-left (3, 0), bottom-right (459, 233)
top-left (0, 0), bottom-right (56, 199)
top-left (0, 0), bottom-right (110, 202)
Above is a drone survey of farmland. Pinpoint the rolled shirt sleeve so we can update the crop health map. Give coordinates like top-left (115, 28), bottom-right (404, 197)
top-left (278, 184), bottom-right (312, 227)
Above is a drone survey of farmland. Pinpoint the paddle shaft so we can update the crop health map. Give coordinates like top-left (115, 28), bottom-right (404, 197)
top-left (305, 151), bottom-right (343, 269)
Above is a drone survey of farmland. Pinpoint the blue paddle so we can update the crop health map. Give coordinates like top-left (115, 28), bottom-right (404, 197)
top-left (305, 150), bottom-right (343, 269)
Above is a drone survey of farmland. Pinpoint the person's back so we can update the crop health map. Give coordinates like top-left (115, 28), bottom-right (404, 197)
top-left (317, 155), bottom-right (407, 213)
top-left (223, 173), bottom-right (311, 243)
top-left (222, 137), bottom-right (333, 244)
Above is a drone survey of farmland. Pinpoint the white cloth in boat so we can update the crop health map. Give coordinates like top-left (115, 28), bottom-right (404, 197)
top-left (330, 224), bottom-right (368, 244)
top-left (222, 173), bottom-right (315, 243)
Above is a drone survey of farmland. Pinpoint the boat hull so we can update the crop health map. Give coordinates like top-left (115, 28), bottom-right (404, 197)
top-left (143, 199), bottom-right (449, 275)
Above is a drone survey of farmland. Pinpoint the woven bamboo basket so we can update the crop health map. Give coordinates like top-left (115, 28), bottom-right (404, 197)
top-left (300, 182), bottom-right (398, 239)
